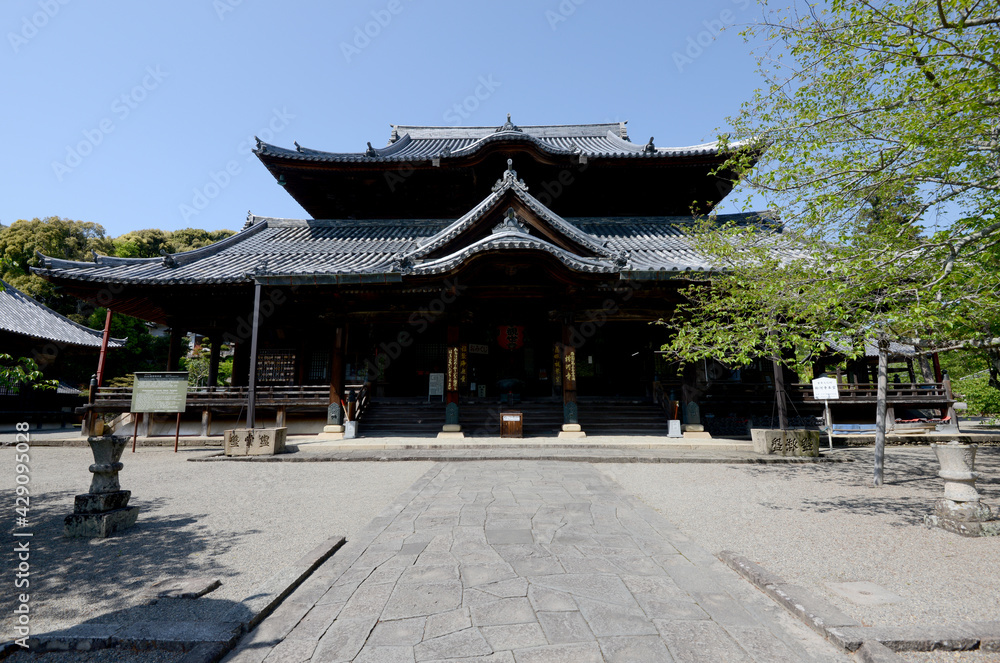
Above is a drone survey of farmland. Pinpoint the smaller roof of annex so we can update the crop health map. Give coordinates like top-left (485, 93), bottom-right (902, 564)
top-left (0, 280), bottom-right (125, 348)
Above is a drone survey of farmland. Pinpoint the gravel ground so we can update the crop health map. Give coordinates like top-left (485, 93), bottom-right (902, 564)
top-left (0, 445), bottom-right (432, 641)
top-left (599, 446), bottom-right (1000, 629)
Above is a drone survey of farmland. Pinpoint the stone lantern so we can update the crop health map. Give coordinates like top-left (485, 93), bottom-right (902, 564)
top-left (924, 442), bottom-right (1000, 537)
top-left (64, 435), bottom-right (140, 538)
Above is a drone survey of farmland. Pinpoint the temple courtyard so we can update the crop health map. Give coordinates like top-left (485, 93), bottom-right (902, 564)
top-left (2, 443), bottom-right (999, 662)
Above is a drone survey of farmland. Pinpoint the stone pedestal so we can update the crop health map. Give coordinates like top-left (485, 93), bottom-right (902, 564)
top-left (751, 429), bottom-right (820, 457)
top-left (225, 428), bottom-right (287, 456)
top-left (924, 443), bottom-right (1000, 537)
top-left (439, 403), bottom-right (465, 438)
top-left (64, 436), bottom-right (139, 538)
top-left (320, 424), bottom-right (345, 440)
top-left (558, 423), bottom-right (586, 439)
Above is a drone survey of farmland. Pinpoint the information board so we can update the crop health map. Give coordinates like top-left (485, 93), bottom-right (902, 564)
top-left (428, 373), bottom-right (445, 397)
top-left (131, 372), bottom-right (189, 413)
top-left (811, 377), bottom-right (840, 400)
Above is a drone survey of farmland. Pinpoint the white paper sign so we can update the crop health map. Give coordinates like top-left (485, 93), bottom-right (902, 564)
top-left (502, 414), bottom-right (521, 422)
top-left (428, 373), bottom-right (445, 397)
top-left (811, 377), bottom-right (840, 400)
top-left (667, 420), bottom-right (682, 438)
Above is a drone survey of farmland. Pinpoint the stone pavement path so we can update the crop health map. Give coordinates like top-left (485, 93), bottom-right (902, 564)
top-left (224, 461), bottom-right (849, 662)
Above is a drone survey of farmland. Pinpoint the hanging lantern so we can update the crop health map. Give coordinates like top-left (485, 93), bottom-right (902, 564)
top-left (497, 325), bottom-right (525, 350)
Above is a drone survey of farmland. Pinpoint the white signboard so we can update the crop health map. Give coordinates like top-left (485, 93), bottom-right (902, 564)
top-left (502, 414), bottom-right (521, 422)
top-left (468, 343), bottom-right (489, 355)
top-left (667, 420), bottom-right (682, 438)
top-left (811, 377), bottom-right (840, 400)
top-left (428, 373), bottom-right (445, 397)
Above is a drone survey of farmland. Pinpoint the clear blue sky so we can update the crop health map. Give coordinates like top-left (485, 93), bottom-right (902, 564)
top-left (3, 0), bottom-right (764, 237)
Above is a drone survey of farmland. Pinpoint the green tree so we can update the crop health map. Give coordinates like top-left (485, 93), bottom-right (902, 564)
top-left (168, 228), bottom-right (234, 253)
top-left (666, 0), bottom-right (1000, 485)
top-left (0, 217), bottom-right (112, 313)
top-left (111, 228), bottom-right (171, 258)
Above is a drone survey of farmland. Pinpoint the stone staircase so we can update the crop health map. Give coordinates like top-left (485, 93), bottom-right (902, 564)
top-left (358, 398), bottom-right (669, 438)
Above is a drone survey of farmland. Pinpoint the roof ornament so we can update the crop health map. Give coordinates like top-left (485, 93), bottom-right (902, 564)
top-left (365, 141), bottom-right (378, 157)
top-left (495, 113), bottom-right (522, 133)
top-left (243, 211), bottom-right (254, 229)
top-left (253, 258), bottom-right (269, 276)
top-left (491, 158), bottom-right (529, 193)
top-left (493, 207), bottom-right (529, 235)
top-left (614, 250), bottom-right (631, 269)
top-left (643, 137), bottom-right (656, 153)
top-left (159, 249), bottom-right (177, 268)
top-left (33, 250), bottom-right (49, 268)
top-left (294, 141), bottom-right (303, 152)
top-left (392, 255), bottom-right (414, 274)
top-left (90, 249), bottom-right (101, 264)
top-left (254, 136), bottom-right (263, 151)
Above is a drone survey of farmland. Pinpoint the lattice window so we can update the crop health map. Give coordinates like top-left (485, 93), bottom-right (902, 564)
top-left (307, 351), bottom-right (330, 383)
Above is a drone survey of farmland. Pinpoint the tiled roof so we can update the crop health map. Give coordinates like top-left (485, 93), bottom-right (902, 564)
top-left (0, 280), bottom-right (125, 348)
top-left (33, 213), bottom-right (768, 286)
top-left (256, 120), bottom-right (731, 164)
top-left (32, 165), bottom-right (772, 286)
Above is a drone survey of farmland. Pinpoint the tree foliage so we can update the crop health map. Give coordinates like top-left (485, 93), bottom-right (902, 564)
top-left (667, 0), bottom-right (1000, 366)
top-left (112, 227), bottom-right (234, 258)
top-left (0, 217), bottom-right (112, 312)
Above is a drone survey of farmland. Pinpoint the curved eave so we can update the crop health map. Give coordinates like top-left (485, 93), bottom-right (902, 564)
top-left (254, 135), bottom-right (737, 168)
top-left (410, 232), bottom-right (619, 276)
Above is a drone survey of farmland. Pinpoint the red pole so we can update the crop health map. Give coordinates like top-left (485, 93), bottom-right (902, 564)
top-left (132, 413), bottom-right (139, 453)
top-left (96, 309), bottom-right (113, 387)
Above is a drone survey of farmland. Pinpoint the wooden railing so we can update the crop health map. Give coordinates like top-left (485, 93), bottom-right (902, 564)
top-left (86, 385), bottom-right (332, 412)
top-left (788, 382), bottom-right (952, 404)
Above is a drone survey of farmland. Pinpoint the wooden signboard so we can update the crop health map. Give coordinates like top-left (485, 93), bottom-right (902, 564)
top-left (501, 412), bottom-right (523, 438)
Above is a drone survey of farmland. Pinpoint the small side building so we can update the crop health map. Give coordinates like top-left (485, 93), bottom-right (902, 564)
top-left (0, 279), bottom-right (124, 424)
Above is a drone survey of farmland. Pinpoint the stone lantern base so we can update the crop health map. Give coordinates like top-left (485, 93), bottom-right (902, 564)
top-left (64, 436), bottom-right (140, 538)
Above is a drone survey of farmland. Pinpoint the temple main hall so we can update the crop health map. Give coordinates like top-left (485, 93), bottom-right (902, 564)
top-left (35, 116), bottom-right (795, 438)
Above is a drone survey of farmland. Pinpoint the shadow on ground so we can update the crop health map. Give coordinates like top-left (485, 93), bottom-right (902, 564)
top-left (2, 487), bottom-right (258, 633)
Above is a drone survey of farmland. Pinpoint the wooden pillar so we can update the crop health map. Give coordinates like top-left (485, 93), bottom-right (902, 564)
top-left (201, 408), bottom-right (211, 437)
top-left (559, 318), bottom-right (583, 437)
top-left (932, 352), bottom-right (943, 383)
top-left (167, 326), bottom-right (184, 371)
top-left (439, 325), bottom-right (463, 437)
top-left (276, 406), bottom-right (286, 429)
top-left (329, 327), bottom-right (345, 405)
top-left (231, 342), bottom-right (249, 387)
top-left (772, 358), bottom-right (788, 430)
top-left (905, 358), bottom-right (916, 385)
top-left (247, 281), bottom-right (262, 429)
top-left (207, 336), bottom-right (221, 388)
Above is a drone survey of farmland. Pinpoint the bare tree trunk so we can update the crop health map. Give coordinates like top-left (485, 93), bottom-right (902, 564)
top-left (772, 358), bottom-right (788, 430)
top-left (874, 338), bottom-right (889, 486)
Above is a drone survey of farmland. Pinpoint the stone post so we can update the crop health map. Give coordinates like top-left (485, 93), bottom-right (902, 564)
top-left (64, 436), bottom-right (140, 538)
